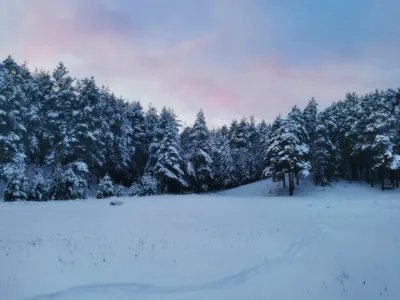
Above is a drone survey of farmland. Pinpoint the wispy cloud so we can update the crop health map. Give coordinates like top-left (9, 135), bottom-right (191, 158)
top-left (1, 0), bottom-right (399, 126)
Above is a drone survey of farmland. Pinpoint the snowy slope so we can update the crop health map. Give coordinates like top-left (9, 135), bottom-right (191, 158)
top-left (1, 179), bottom-right (400, 300)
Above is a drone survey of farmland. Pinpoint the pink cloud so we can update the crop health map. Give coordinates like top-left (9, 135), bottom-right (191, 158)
top-left (4, 0), bottom-right (399, 127)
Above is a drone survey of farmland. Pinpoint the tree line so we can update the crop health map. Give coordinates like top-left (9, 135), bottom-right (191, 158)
top-left (1, 56), bottom-right (399, 200)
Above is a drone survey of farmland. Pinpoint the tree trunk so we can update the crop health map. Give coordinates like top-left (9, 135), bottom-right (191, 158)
top-left (390, 171), bottom-right (395, 187)
top-left (370, 169), bottom-right (374, 187)
top-left (283, 173), bottom-right (286, 188)
top-left (296, 171), bottom-right (299, 185)
top-left (289, 173), bottom-right (294, 196)
top-left (366, 164), bottom-right (370, 183)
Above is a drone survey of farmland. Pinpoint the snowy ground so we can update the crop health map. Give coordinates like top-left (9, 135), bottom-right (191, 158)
top-left (1, 179), bottom-right (400, 300)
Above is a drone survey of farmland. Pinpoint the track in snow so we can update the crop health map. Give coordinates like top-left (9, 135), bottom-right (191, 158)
top-left (25, 226), bottom-right (328, 300)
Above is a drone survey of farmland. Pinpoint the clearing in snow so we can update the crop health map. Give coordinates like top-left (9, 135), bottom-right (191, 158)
top-left (1, 178), bottom-right (400, 300)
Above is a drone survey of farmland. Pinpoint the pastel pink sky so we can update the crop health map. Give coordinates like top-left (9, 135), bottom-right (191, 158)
top-left (1, 0), bottom-right (399, 126)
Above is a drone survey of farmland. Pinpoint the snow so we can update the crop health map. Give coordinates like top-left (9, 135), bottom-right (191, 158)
top-left (1, 178), bottom-right (400, 300)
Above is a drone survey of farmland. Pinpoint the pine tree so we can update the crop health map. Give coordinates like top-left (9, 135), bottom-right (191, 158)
top-left (0, 62), bottom-right (27, 180)
top-left (303, 97), bottom-right (318, 140)
top-left (152, 108), bottom-right (188, 193)
top-left (211, 129), bottom-right (234, 189)
top-left (287, 105), bottom-right (310, 185)
top-left (70, 77), bottom-right (105, 177)
top-left (145, 103), bottom-right (159, 142)
top-left (115, 184), bottom-right (124, 197)
top-left (256, 120), bottom-right (270, 178)
top-left (180, 126), bottom-right (193, 158)
top-left (229, 118), bottom-right (252, 185)
top-left (4, 172), bottom-right (29, 201)
top-left (262, 115), bottom-right (284, 182)
top-left (129, 174), bottom-right (159, 196)
top-left (263, 110), bottom-right (310, 196)
top-left (127, 101), bottom-right (148, 181)
top-left (102, 93), bottom-right (132, 184)
top-left (60, 166), bottom-right (87, 200)
top-left (46, 163), bottom-right (88, 200)
top-left (188, 109), bottom-right (213, 192)
top-left (28, 167), bottom-right (46, 201)
top-left (96, 174), bottom-right (116, 199)
top-left (45, 62), bottom-right (76, 167)
top-left (29, 69), bottom-right (54, 165)
top-left (248, 115), bottom-right (260, 181)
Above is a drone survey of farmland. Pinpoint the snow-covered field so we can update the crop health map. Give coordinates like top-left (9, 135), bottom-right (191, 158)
top-left (1, 179), bottom-right (400, 300)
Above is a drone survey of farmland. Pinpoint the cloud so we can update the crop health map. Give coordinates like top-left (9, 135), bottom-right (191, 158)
top-left (0, 0), bottom-right (399, 127)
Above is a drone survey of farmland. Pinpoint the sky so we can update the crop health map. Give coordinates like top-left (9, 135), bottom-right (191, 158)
top-left (1, 0), bottom-right (399, 126)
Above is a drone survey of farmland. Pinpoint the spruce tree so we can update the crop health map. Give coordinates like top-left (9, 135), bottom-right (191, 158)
top-left (152, 108), bottom-right (188, 193)
top-left (96, 174), bottom-right (116, 199)
top-left (188, 109), bottom-right (213, 192)
top-left (4, 172), bottom-right (29, 202)
top-left (28, 167), bottom-right (46, 201)
top-left (45, 62), bottom-right (76, 167)
top-left (0, 62), bottom-right (27, 180)
top-left (71, 77), bottom-right (105, 176)
top-left (211, 129), bottom-right (234, 189)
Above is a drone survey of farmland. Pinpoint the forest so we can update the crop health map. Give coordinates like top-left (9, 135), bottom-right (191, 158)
top-left (1, 56), bottom-right (400, 200)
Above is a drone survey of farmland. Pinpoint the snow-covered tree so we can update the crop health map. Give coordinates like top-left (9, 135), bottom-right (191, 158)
top-left (126, 101), bottom-right (148, 181)
top-left (287, 105), bottom-right (310, 184)
top-left (96, 174), bottom-right (116, 199)
top-left (229, 118), bottom-right (252, 185)
top-left (303, 97), bottom-right (318, 140)
top-left (211, 129), bottom-right (234, 189)
top-left (256, 120), bottom-right (270, 177)
top-left (145, 103), bottom-right (159, 142)
top-left (152, 108), bottom-right (188, 193)
top-left (102, 93), bottom-right (133, 184)
top-left (188, 109), bottom-right (213, 192)
top-left (0, 62), bottom-right (27, 180)
top-left (70, 77), bottom-right (105, 176)
top-left (46, 162), bottom-right (88, 200)
top-left (129, 174), bottom-right (159, 196)
top-left (4, 172), bottom-right (29, 201)
top-left (28, 167), bottom-right (46, 201)
top-left (313, 115), bottom-right (340, 186)
top-left (45, 62), bottom-right (76, 167)
top-left (263, 109), bottom-right (310, 196)
top-left (115, 184), bottom-right (124, 197)
top-left (29, 69), bottom-right (54, 165)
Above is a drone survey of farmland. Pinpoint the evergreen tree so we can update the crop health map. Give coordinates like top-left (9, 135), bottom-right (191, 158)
top-left (45, 62), bottom-right (76, 167)
top-left (70, 77), bottom-right (105, 177)
top-left (0, 62), bottom-right (27, 180)
top-left (211, 129), bottom-right (234, 189)
top-left (303, 97), bottom-right (318, 140)
top-left (102, 93), bottom-right (132, 184)
top-left (180, 126), bottom-right (193, 158)
top-left (248, 115), bottom-right (260, 181)
top-left (256, 120), bottom-right (270, 178)
top-left (145, 103), bottom-right (159, 142)
top-left (229, 118), bottom-right (252, 185)
top-left (287, 105), bottom-right (310, 184)
top-left (129, 174), bottom-right (159, 196)
top-left (96, 174), bottom-right (116, 198)
top-left (4, 172), bottom-right (29, 202)
top-left (152, 108), bottom-right (188, 193)
top-left (30, 69), bottom-right (54, 165)
top-left (126, 101), bottom-right (148, 181)
top-left (28, 167), bottom-right (46, 201)
top-left (46, 163), bottom-right (88, 200)
top-left (313, 115), bottom-right (340, 185)
top-left (188, 109), bottom-right (213, 192)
